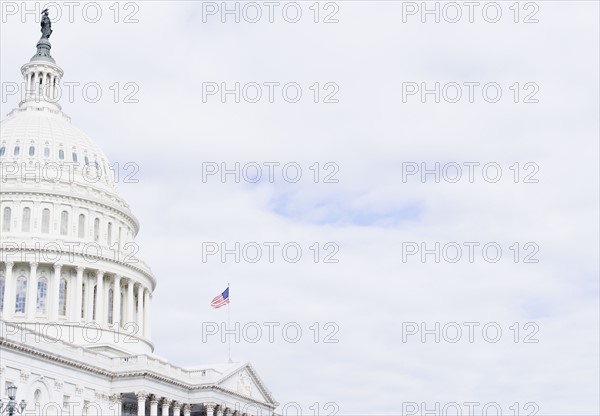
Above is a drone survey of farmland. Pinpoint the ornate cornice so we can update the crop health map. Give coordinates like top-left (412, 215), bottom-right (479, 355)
top-left (0, 337), bottom-right (276, 408)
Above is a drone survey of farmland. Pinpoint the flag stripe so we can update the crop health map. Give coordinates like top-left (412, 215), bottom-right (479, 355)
top-left (211, 287), bottom-right (230, 309)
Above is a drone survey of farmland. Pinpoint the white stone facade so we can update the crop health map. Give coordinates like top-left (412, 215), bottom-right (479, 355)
top-left (1, 32), bottom-right (277, 416)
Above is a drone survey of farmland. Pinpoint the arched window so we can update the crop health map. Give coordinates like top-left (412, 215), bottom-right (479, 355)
top-left (0, 146), bottom-right (5, 157)
top-left (78, 214), bottom-right (86, 238)
top-left (43, 147), bottom-right (50, 158)
top-left (13, 146), bottom-right (20, 156)
top-left (0, 273), bottom-right (5, 312)
top-left (108, 288), bottom-right (114, 324)
top-left (2, 207), bottom-right (11, 232)
top-left (59, 279), bottom-right (68, 316)
top-left (41, 208), bottom-right (50, 233)
top-left (84, 156), bottom-right (89, 166)
top-left (37, 277), bottom-right (48, 313)
top-left (34, 389), bottom-right (42, 404)
top-left (94, 218), bottom-right (100, 242)
top-left (28, 146), bottom-right (35, 156)
top-left (58, 149), bottom-right (65, 160)
top-left (60, 210), bottom-right (69, 235)
top-left (22, 207), bottom-right (31, 232)
top-left (107, 222), bottom-right (113, 245)
top-left (72, 152), bottom-right (78, 162)
top-left (15, 276), bottom-right (27, 313)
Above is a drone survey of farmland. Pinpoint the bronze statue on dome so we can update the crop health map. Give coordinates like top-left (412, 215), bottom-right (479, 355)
top-left (41, 9), bottom-right (52, 39)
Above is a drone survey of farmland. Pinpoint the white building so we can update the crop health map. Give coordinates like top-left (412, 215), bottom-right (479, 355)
top-left (0, 23), bottom-right (277, 416)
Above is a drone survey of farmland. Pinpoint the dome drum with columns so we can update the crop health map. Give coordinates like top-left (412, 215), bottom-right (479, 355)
top-left (0, 16), bottom-right (277, 416)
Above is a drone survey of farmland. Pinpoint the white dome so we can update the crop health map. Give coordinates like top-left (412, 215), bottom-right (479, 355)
top-left (0, 42), bottom-right (155, 356)
top-left (1, 106), bottom-right (118, 194)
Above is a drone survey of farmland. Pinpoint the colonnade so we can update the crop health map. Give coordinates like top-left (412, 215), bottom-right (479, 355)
top-left (0, 261), bottom-right (151, 338)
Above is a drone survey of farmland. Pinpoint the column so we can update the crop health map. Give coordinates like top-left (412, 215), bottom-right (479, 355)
top-left (50, 75), bottom-right (56, 100)
top-left (45, 73), bottom-right (51, 100)
top-left (75, 266), bottom-right (84, 321)
top-left (161, 399), bottom-right (172, 416)
top-left (95, 270), bottom-right (104, 325)
top-left (127, 279), bottom-right (134, 327)
top-left (183, 404), bottom-right (191, 416)
top-left (33, 72), bottom-right (39, 99)
top-left (113, 275), bottom-right (121, 327)
top-left (143, 289), bottom-right (150, 338)
top-left (136, 392), bottom-right (148, 416)
top-left (149, 395), bottom-right (158, 416)
top-left (2, 262), bottom-right (14, 319)
top-left (111, 394), bottom-right (123, 416)
top-left (205, 404), bottom-right (215, 416)
top-left (50, 263), bottom-right (62, 321)
top-left (136, 284), bottom-right (144, 335)
top-left (26, 262), bottom-right (38, 318)
top-left (173, 401), bottom-right (181, 416)
top-left (86, 273), bottom-right (94, 320)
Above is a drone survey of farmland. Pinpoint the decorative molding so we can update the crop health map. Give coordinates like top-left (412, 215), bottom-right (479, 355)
top-left (20, 369), bottom-right (31, 382)
top-left (53, 378), bottom-right (64, 391)
top-left (0, 337), bottom-right (276, 408)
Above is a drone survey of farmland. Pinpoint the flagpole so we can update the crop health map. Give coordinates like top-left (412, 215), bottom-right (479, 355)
top-left (227, 283), bottom-right (232, 363)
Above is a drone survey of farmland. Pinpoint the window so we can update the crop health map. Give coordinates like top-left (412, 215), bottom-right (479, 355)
top-left (60, 210), bottom-right (69, 235)
top-left (15, 276), bottom-right (27, 313)
top-left (37, 277), bottom-right (48, 313)
top-left (84, 156), bottom-right (89, 166)
top-left (13, 146), bottom-right (20, 156)
top-left (43, 147), bottom-right (50, 157)
top-left (0, 146), bottom-right (5, 157)
top-left (2, 207), bottom-right (11, 232)
top-left (34, 389), bottom-right (42, 403)
top-left (94, 218), bottom-right (100, 242)
top-left (63, 395), bottom-right (70, 410)
top-left (58, 149), bottom-right (65, 160)
top-left (22, 207), bottom-right (31, 232)
top-left (72, 152), bottom-right (78, 162)
top-left (41, 208), bottom-right (50, 233)
top-left (81, 283), bottom-right (86, 319)
top-left (107, 222), bottom-right (113, 245)
top-left (108, 288), bottom-right (114, 324)
top-left (92, 285), bottom-right (97, 320)
top-left (59, 279), bottom-right (68, 316)
top-left (120, 288), bottom-right (125, 323)
top-left (28, 146), bottom-right (35, 156)
top-left (0, 274), bottom-right (5, 312)
top-left (78, 214), bottom-right (86, 238)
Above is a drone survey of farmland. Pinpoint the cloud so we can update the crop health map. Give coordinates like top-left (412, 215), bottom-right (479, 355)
top-left (1, 1), bottom-right (598, 414)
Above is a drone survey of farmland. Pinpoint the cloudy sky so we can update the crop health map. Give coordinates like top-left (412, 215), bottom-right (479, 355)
top-left (1, 1), bottom-right (599, 414)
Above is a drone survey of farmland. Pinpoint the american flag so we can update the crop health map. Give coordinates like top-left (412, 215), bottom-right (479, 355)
top-left (210, 287), bottom-right (230, 309)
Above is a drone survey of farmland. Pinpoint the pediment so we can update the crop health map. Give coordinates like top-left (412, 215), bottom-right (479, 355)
top-left (217, 363), bottom-right (276, 405)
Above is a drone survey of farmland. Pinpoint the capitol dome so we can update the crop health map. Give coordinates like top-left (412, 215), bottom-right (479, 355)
top-left (1, 108), bottom-right (119, 195)
top-left (0, 30), bottom-right (155, 356)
